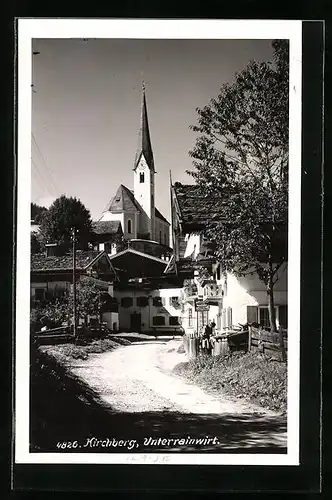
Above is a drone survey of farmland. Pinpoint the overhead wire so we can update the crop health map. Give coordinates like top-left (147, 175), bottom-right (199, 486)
top-left (31, 158), bottom-right (52, 196)
top-left (32, 132), bottom-right (59, 196)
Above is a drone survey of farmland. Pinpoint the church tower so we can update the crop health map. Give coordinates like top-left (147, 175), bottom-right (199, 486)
top-left (133, 83), bottom-right (156, 241)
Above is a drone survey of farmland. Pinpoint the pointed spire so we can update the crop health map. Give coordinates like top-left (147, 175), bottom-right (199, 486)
top-left (134, 81), bottom-right (155, 172)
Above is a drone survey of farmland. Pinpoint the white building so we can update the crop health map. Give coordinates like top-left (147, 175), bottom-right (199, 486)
top-left (170, 182), bottom-right (288, 333)
top-left (99, 86), bottom-right (170, 246)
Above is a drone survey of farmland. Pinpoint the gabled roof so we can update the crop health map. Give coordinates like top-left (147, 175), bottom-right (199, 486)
top-left (109, 247), bottom-right (167, 264)
top-left (31, 250), bottom-right (116, 275)
top-left (105, 184), bottom-right (141, 214)
top-left (172, 182), bottom-right (216, 230)
top-left (92, 220), bottom-right (123, 235)
top-left (109, 248), bottom-right (168, 280)
top-left (155, 207), bottom-right (170, 225)
top-left (134, 85), bottom-right (155, 172)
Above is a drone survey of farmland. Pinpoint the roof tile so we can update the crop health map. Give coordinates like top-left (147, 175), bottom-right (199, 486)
top-left (105, 184), bottom-right (141, 214)
top-left (92, 220), bottom-right (122, 235)
top-left (31, 250), bottom-right (103, 272)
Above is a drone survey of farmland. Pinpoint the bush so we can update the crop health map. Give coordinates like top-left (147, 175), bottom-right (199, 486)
top-left (173, 351), bottom-right (287, 413)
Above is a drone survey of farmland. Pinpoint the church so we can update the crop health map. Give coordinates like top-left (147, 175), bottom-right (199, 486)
top-left (97, 85), bottom-right (170, 247)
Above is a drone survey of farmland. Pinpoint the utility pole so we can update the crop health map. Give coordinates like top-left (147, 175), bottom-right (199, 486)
top-left (72, 227), bottom-right (77, 339)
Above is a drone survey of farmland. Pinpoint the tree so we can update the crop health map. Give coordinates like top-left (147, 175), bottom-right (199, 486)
top-left (31, 232), bottom-right (45, 254)
top-left (31, 202), bottom-right (48, 223)
top-left (39, 195), bottom-right (93, 250)
top-left (187, 40), bottom-right (289, 332)
top-left (30, 277), bottom-right (114, 331)
top-left (68, 276), bottom-right (113, 325)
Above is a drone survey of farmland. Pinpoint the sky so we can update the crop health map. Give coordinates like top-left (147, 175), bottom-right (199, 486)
top-left (31, 38), bottom-right (274, 222)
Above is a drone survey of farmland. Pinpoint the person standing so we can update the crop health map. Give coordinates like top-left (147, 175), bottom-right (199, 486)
top-left (203, 322), bottom-right (212, 354)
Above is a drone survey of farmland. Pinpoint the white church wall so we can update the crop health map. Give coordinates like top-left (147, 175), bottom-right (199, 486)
top-left (123, 212), bottom-right (137, 239)
top-left (134, 155), bottom-right (155, 240)
top-left (99, 211), bottom-right (124, 228)
top-left (155, 218), bottom-right (170, 246)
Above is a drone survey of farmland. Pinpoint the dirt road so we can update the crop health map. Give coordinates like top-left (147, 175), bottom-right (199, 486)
top-left (69, 338), bottom-right (282, 416)
top-left (39, 338), bottom-right (287, 452)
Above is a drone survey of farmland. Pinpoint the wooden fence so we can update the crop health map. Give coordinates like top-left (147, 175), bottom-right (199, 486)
top-left (32, 322), bottom-right (111, 346)
top-left (248, 326), bottom-right (287, 361)
top-left (183, 326), bottom-right (287, 361)
top-left (32, 325), bottom-right (74, 345)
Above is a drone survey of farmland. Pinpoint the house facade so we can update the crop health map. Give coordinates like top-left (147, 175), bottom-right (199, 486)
top-left (30, 246), bottom-right (119, 330)
top-left (170, 181), bottom-right (288, 334)
top-left (108, 246), bottom-right (185, 333)
top-left (115, 286), bottom-right (183, 334)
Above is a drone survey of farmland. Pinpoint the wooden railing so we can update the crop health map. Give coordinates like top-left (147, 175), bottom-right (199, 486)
top-left (248, 326), bottom-right (287, 361)
top-left (183, 326), bottom-right (287, 361)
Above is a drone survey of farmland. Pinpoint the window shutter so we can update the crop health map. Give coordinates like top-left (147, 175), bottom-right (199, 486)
top-left (247, 306), bottom-right (258, 324)
top-left (279, 305), bottom-right (288, 329)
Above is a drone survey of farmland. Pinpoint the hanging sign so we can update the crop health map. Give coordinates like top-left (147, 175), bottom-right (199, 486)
top-left (195, 300), bottom-right (210, 312)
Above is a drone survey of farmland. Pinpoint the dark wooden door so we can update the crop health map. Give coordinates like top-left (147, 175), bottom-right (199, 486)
top-left (130, 313), bottom-right (141, 332)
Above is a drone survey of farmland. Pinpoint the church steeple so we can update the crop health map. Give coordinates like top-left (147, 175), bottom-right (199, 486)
top-left (134, 82), bottom-right (155, 172)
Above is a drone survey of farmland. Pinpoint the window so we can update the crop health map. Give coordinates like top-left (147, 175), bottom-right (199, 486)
top-left (127, 219), bottom-right (132, 234)
top-left (278, 305), bottom-right (287, 329)
top-left (164, 233), bottom-right (167, 245)
top-left (169, 296), bottom-right (180, 309)
top-left (188, 308), bottom-right (193, 327)
top-left (54, 285), bottom-right (66, 299)
top-left (121, 297), bottom-right (133, 308)
top-left (137, 296), bottom-right (149, 307)
top-left (159, 230), bottom-right (162, 243)
top-left (139, 172), bottom-right (144, 183)
top-left (34, 288), bottom-right (45, 301)
top-left (153, 296), bottom-right (163, 307)
top-left (169, 316), bottom-right (179, 326)
top-left (153, 316), bottom-right (165, 326)
top-left (258, 306), bottom-right (277, 329)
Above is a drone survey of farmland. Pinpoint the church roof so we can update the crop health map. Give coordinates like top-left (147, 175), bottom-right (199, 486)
top-left (134, 85), bottom-right (155, 172)
top-left (92, 220), bottom-right (122, 235)
top-left (155, 207), bottom-right (169, 225)
top-left (105, 184), bottom-right (141, 214)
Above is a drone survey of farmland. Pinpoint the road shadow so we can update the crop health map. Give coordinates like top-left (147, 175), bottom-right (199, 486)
top-left (30, 346), bottom-right (286, 454)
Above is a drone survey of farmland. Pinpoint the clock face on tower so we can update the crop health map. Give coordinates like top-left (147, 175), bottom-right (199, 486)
top-left (139, 161), bottom-right (146, 170)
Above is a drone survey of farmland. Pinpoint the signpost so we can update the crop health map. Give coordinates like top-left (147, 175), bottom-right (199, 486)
top-left (195, 300), bottom-right (210, 312)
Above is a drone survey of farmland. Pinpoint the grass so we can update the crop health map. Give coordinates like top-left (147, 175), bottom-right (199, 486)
top-left (173, 351), bottom-right (287, 413)
top-left (39, 335), bottom-right (131, 361)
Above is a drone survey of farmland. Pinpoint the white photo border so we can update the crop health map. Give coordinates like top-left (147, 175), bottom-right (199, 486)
top-left (15, 18), bottom-right (302, 466)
